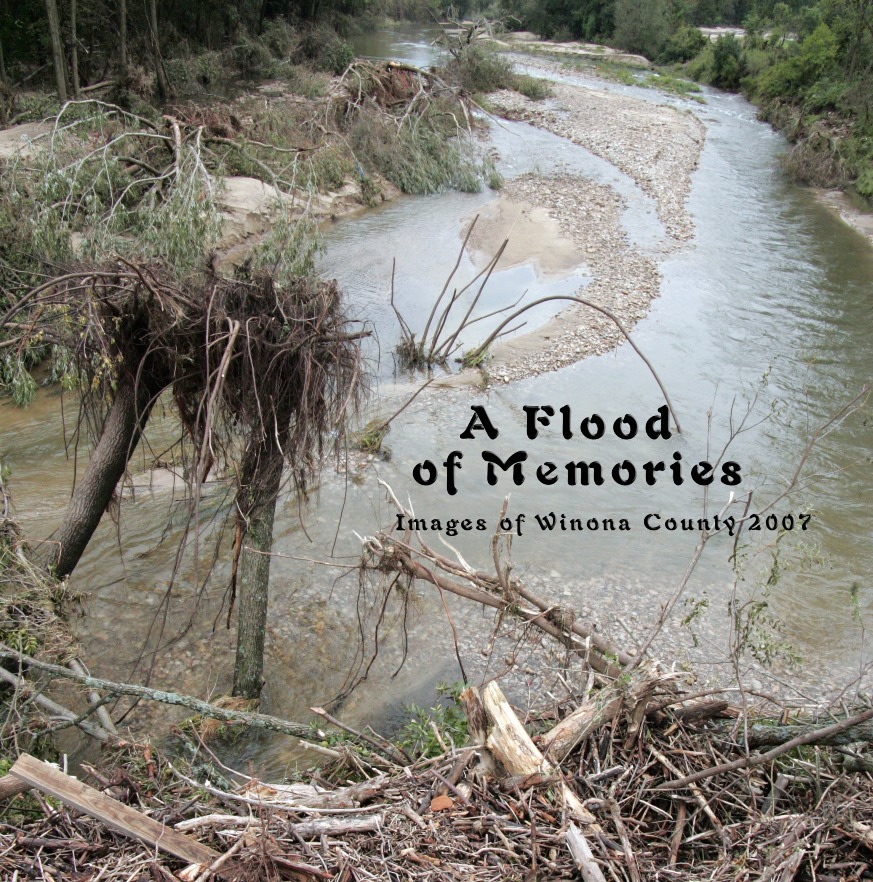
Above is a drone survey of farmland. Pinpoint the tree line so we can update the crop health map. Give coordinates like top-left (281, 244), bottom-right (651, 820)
top-left (0, 0), bottom-right (443, 101)
top-left (499, 0), bottom-right (872, 196)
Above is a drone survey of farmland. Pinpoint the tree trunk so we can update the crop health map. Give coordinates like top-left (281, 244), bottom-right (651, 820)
top-left (69, 0), bottom-right (80, 98)
top-left (148, 0), bottom-right (169, 100)
top-left (231, 424), bottom-right (288, 700)
top-left (0, 35), bottom-right (7, 85)
top-left (51, 367), bottom-right (162, 580)
top-left (45, 0), bottom-right (68, 101)
top-left (118, 0), bottom-right (128, 69)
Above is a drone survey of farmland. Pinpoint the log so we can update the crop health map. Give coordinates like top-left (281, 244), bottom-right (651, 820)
top-left (0, 773), bottom-right (30, 800)
top-left (480, 682), bottom-right (599, 829)
top-left (176, 812), bottom-right (383, 838)
top-left (243, 774), bottom-right (388, 808)
top-left (540, 693), bottom-right (623, 764)
top-left (482, 681), bottom-right (547, 777)
top-left (68, 657), bottom-right (117, 735)
top-left (540, 668), bottom-right (667, 762)
top-left (459, 686), bottom-right (496, 779)
top-left (0, 666), bottom-right (115, 743)
top-left (9, 755), bottom-right (232, 874)
top-left (0, 648), bottom-right (311, 740)
top-left (716, 718), bottom-right (873, 749)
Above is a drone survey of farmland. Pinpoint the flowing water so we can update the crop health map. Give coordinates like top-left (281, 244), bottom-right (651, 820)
top-left (2, 29), bottom-right (871, 774)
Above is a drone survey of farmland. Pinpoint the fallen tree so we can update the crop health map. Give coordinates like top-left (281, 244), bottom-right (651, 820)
top-left (3, 261), bottom-right (365, 698)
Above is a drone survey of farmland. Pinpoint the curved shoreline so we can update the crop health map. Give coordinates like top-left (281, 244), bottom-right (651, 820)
top-left (458, 78), bottom-right (705, 384)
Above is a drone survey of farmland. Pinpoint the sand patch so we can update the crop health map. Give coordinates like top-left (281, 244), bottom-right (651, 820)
top-left (0, 122), bottom-right (50, 158)
top-left (463, 197), bottom-right (585, 277)
top-left (814, 188), bottom-right (873, 250)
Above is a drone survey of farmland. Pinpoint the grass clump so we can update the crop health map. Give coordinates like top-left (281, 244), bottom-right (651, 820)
top-left (645, 71), bottom-right (705, 101)
top-left (350, 111), bottom-right (481, 195)
top-left (447, 45), bottom-right (551, 101)
top-left (354, 419), bottom-right (389, 455)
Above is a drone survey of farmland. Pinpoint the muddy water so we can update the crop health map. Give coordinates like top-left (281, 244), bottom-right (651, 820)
top-left (2, 33), bottom-right (872, 775)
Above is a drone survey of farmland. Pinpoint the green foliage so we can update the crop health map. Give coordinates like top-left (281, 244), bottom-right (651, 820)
top-left (680, 2), bottom-right (869, 192)
top-left (354, 419), bottom-right (389, 453)
top-left (460, 346), bottom-right (488, 367)
top-left (483, 156), bottom-right (505, 190)
top-left (295, 26), bottom-right (355, 74)
top-left (856, 163), bottom-right (873, 199)
top-left (5, 361), bottom-right (38, 407)
top-left (247, 202), bottom-right (321, 284)
top-left (645, 71), bottom-right (704, 98)
top-left (514, 73), bottom-right (553, 99)
top-left (450, 45), bottom-right (517, 92)
top-left (1, 104), bottom-right (223, 309)
top-left (613, 0), bottom-right (669, 59)
top-left (448, 45), bottom-right (551, 100)
top-left (261, 18), bottom-right (298, 58)
top-left (710, 33), bottom-right (746, 88)
top-left (500, 0), bottom-right (615, 40)
top-left (284, 64), bottom-right (331, 98)
top-left (350, 110), bottom-right (482, 194)
top-left (232, 35), bottom-right (278, 79)
top-left (397, 683), bottom-right (468, 758)
top-left (659, 25), bottom-right (707, 63)
top-left (583, 57), bottom-right (640, 84)
top-left (756, 23), bottom-right (837, 98)
top-left (305, 147), bottom-right (355, 191)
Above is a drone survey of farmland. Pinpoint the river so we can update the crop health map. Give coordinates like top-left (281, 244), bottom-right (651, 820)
top-left (1, 26), bottom-right (871, 774)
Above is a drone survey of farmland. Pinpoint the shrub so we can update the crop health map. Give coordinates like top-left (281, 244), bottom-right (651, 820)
top-left (686, 41), bottom-right (715, 82)
top-left (450, 45), bottom-right (516, 93)
top-left (261, 18), bottom-right (297, 58)
top-left (613, 0), bottom-right (669, 60)
top-left (295, 26), bottom-right (355, 75)
top-left (710, 34), bottom-right (745, 90)
top-left (195, 51), bottom-right (224, 87)
top-left (232, 36), bottom-right (276, 79)
top-left (659, 26), bottom-right (707, 64)
top-left (514, 73), bottom-right (552, 100)
top-left (448, 45), bottom-right (551, 100)
top-left (350, 111), bottom-right (481, 194)
top-left (781, 130), bottom-right (851, 188)
top-left (856, 164), bottom-right (873, 199)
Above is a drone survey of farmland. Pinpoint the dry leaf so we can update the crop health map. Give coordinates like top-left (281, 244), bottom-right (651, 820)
top-left (429, 794), bottom-right (454, 812)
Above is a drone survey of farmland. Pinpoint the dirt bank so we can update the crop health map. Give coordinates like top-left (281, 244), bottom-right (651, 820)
top-left (814, 187), bottom-right (873, 249)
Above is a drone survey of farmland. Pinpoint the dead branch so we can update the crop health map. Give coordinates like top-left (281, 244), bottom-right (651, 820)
top-left (658, 705), bottom-right (873, 791)
top-left (361, 484), bottom-right (634, 677)
top-left (0, 646), bottom-right (314, 740)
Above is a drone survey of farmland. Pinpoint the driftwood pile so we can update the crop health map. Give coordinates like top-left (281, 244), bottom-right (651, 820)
top-left (2, 479), bottom-right (873, 879)
top-left (1, 668), bottom-right (872, 881)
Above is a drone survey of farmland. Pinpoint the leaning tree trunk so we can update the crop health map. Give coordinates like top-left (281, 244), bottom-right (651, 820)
top-left (51, 361), bottom-right (163, 580)
top-left (45, 0), bottom-right (68, 101)
top-left (231, 414), bottom-right (290, 700)
top-left (148, 0), bottom-right (169, 100)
